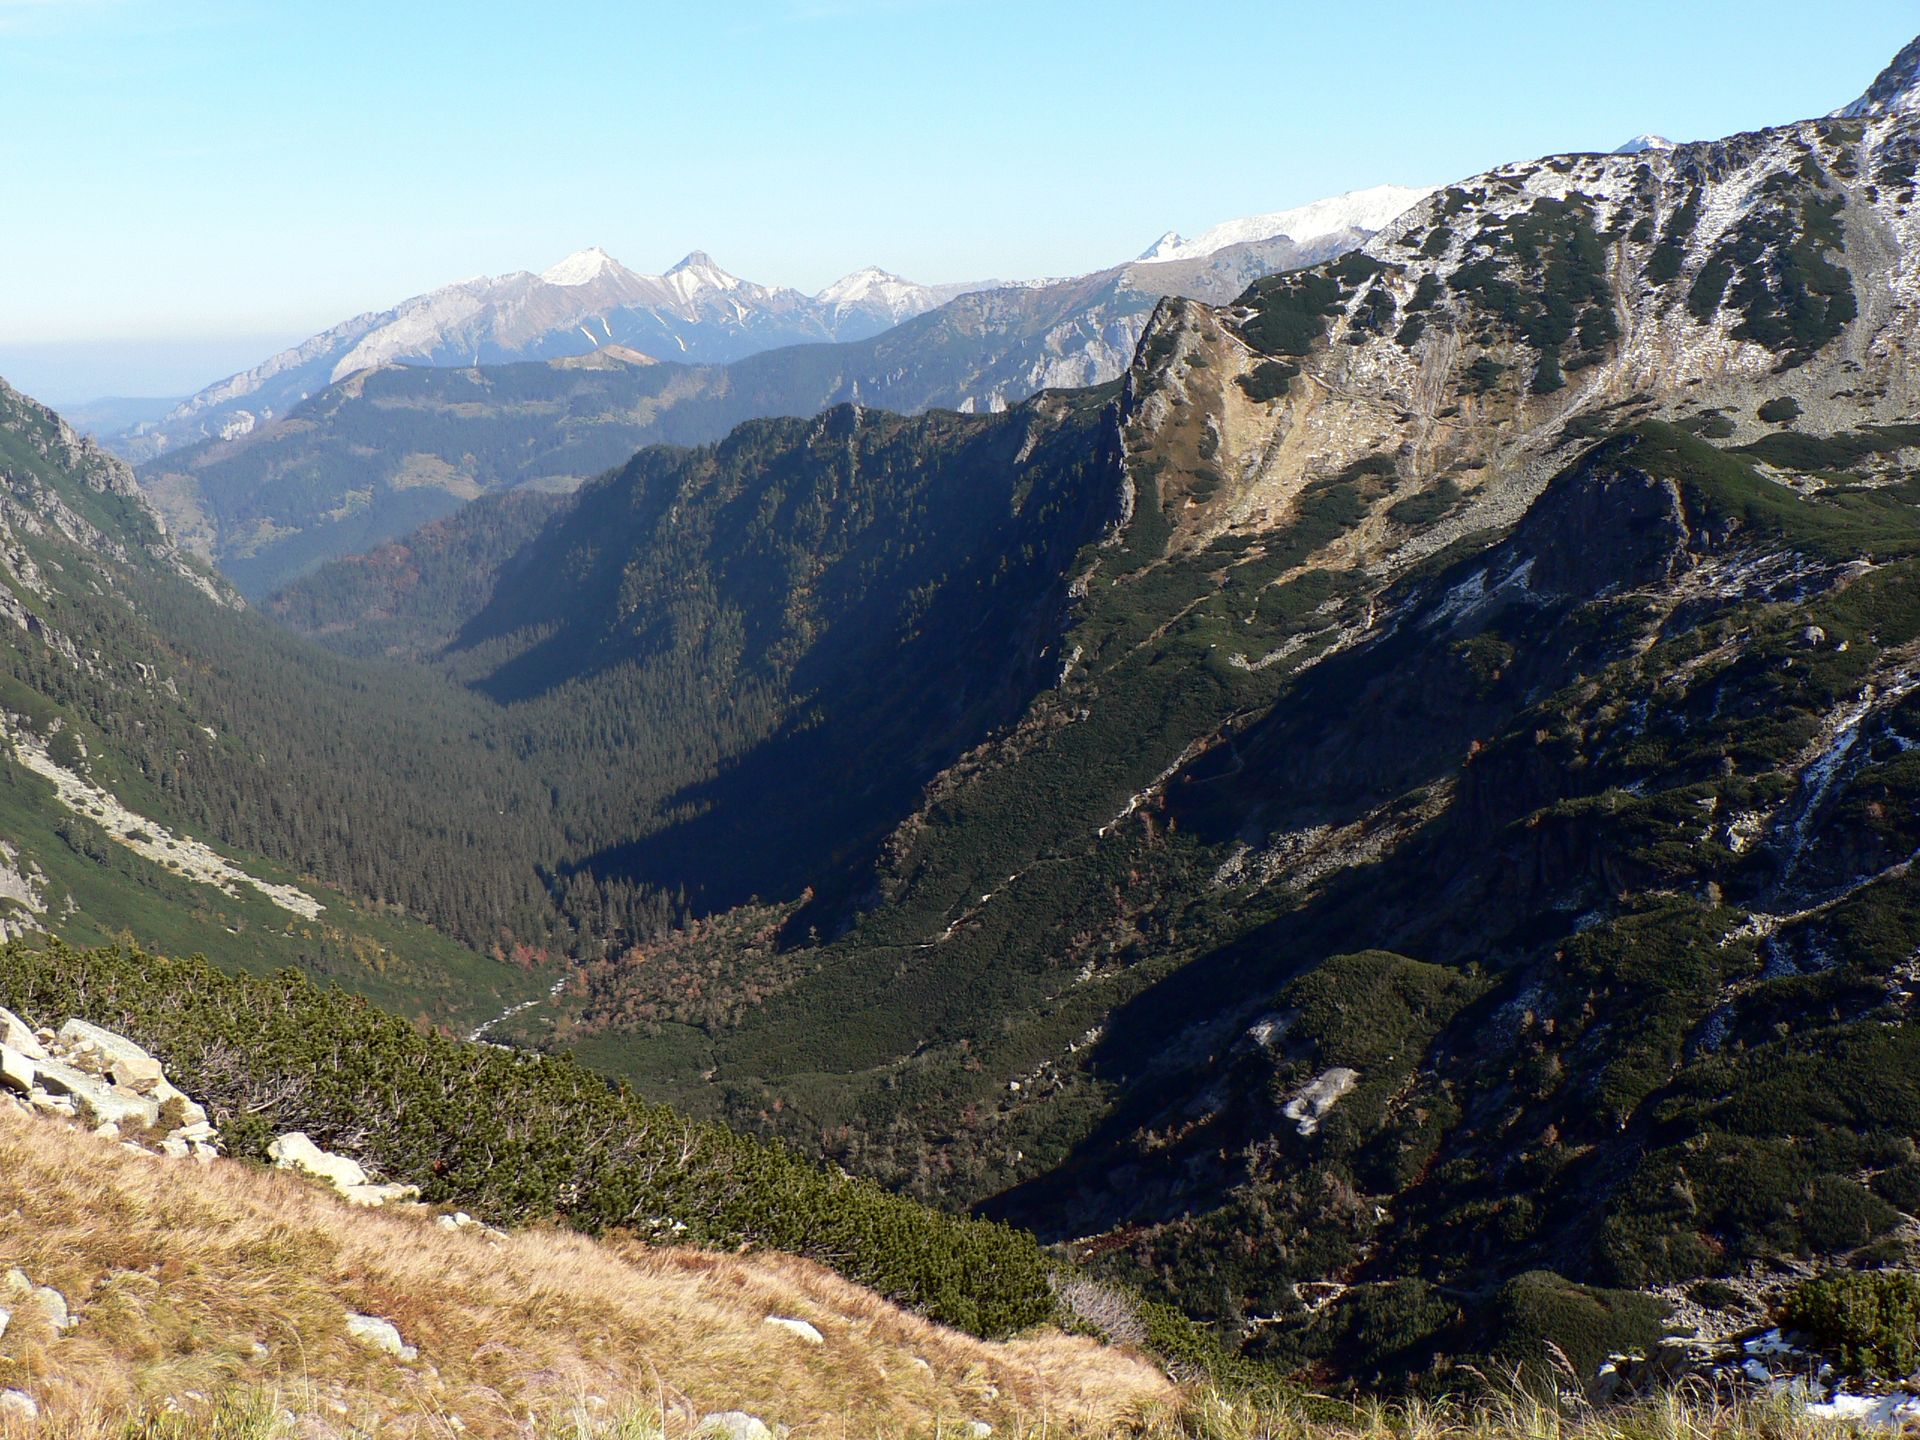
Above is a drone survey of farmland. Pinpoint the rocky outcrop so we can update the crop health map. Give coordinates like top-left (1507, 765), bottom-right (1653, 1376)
top-left (0, 1007), bottom-right (211, 1153)
top-left (1, 1011), bottom-right (411, 1209)
top-left (270, 1131), bottom-right (419, 1208)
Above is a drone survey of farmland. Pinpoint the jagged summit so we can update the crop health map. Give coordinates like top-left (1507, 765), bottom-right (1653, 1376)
top-left (1613, 133), bottom-right (1675, 154)
top-left (540, 245), bottom-right (622, 286)
top-left (1833, 31), bottom-right (1920, 117)
top-left (662, 250), bottom-right (745, 299)
top-left (1138, 182), bottom-right (1437, 263)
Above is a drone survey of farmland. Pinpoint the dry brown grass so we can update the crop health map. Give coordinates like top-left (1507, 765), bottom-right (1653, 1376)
top-left (0, 1101), bottom-right (1169, 1437)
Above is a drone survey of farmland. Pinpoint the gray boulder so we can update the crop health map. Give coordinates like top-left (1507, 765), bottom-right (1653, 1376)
top-left (0, 1389), bottom-right (36, 1423)
top-left (32, 1057), bottom-right (160, 1128)
top-left (0, 1045), bottom-right (35, 1096)
top-left (269, 1132), bottom-right (368, 1190)
top-left (0, 1007), bottom-right (44, 1061)
top-left (57, 1019), bottom-right (166, 1091)
top-left (344, 1311), bottom-right (416, 1361)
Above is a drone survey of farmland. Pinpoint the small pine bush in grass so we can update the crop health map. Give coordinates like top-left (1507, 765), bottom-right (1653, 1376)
top-left (1782, 1269), bottom-right (1920, 1377)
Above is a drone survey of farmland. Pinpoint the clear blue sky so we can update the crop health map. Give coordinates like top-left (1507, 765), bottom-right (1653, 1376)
top-left (2, 0), bottom-right (1915, 401)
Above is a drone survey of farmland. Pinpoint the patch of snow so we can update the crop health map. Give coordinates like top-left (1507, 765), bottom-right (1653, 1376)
top-left (1614, 134), bottom-right (1677, 154)
top-left (1282, 1067), bottom-right (1359, 1137)
top-left (1806, 1391), bottom-right (1920, 1427)
top-left (1141, 184), bottom-right (1439, 263)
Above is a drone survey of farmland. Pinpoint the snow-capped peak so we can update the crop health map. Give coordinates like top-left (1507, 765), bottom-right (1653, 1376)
top-left (816, 265), bottom-right (910, 302)
top-left (1139, 183), bottom-right (1439, 264)
top-left (1833, 33), bottom-right (1920, 119)
top-left (542, 246), bottom-right (621, 287)
top-left (815, 266), bottom-right (940, 323)
top-left (1613, 134), bottom-right (1676, 154)
top-left (664, 251), bottom-right (743, 298)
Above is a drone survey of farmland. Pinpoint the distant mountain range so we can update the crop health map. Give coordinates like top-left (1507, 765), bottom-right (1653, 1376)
top-left (105, 185), bottom-right (1438, 466)
top-left (110, 250), bottom-right (996, 462)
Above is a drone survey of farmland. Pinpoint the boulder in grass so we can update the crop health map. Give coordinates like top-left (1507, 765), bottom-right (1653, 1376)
top-left (0, 1389), bottom-right (36, 1423)
top-left (344, 1311), bottom-right (416, 1361)
top-left (0, 1045), bottom-right (35, 1096)
top-left (0, 1007), bottom-right (44, 1061)
top-left (763, 1315), bottom-right (824, 1344)
top-left (341, 1182), bottom-right (420, 1208)
top-left (268, 1132), bottom-right (368, 1190)
top-left (694, 1414), bottom-right (774, 1440)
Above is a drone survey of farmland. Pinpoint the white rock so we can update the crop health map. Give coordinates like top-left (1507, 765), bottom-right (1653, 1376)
top-left (33, 1058), bottom-right (160, 1128)
top-left (0, 1389), bottom-right (36, 1423)
top-left (694, 1414), bottom-right (773, 1440)
top-left (159, 1136), bottom-right (191, 1159)
top-left (58, 1019), bottom-right (165, 1090)
top-left (268, 1132), bottom-right (367, 1190)
top-left (30, 1285), bottom-right (70, 1330)
top-left (0, 1306), bottom-right (8, 1340)
top-left (0, 1008), bottom-right (44, 1061)
top-left (151, 1079), bottom-right (208, 1128)
top-left (344, 1311), bottom-right (416, 1361)
top-left (764, 1315), bottom-right (824, 1344)
top-left (0, 1045), bottom-right (35, 1095)
top-left (961, 1424), bottom-right (993, 1440)
top-left (91, 1120), bottom-right (120, 1141)
top-left (340, 1182), bottom-right (420, 1208)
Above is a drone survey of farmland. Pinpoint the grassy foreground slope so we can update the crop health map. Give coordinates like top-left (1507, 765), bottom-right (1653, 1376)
top-left (0, 1098), bottom-right (1170, 1437)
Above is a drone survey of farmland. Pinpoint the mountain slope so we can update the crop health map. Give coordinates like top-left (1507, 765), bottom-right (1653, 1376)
top-left (0, 377), bottom-right (571, 1029)
top-left (0, 1085), bottom-right (1167, 1436)
top-left (265, 34), bottom-right (1920, 1388)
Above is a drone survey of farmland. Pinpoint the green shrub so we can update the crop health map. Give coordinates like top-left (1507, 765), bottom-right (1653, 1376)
top-left (1238, 360), bottom-right (1301, 404)
top-left (1758, 397), bottom-right (1803, 424)
top-left (1487, 1271), bottom-right (1669, 1380)
top-left (1782, 1269), bottom-right (1920, 1376)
